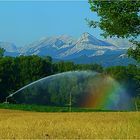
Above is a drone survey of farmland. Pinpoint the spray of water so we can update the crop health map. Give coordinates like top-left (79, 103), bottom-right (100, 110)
top-left (7, 71), bottom-right (134, 110)
top-left (7, 71), bottom-right (97, 98)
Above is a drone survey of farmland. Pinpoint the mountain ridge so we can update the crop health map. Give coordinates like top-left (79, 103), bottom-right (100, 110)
top-left (0, 32), bottom-right (136, 66)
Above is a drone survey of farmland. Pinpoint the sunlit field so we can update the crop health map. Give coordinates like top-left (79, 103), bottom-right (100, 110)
top-left (0, 109), bottom-right (139, 139)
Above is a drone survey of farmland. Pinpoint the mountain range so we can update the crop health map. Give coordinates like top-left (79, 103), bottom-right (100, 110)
top-left (0, 32), bottom-right (136, 67)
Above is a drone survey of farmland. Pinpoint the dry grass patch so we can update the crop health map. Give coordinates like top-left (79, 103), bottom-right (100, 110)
top-left (0, 109), bottom-right (139, 139)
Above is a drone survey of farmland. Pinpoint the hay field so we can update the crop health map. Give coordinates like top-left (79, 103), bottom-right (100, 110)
top-left (0, 109), bottom-right (139, 139)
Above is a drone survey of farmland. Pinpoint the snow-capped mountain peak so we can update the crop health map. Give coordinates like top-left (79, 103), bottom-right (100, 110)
top-left (78, 32), bottom-right (99, 43)
top-left (0, 32), bottom-right (135, 66)
top-left (0, 42), bottom-right (17, 52)
top-left (58, 32), bottom-right (118, 59)
top-left (76, 32), bottom-right (115, 47)
top-left (0, 32), bottom-right (133, 64)
top-left (0, 42), bottom-right (19, 56)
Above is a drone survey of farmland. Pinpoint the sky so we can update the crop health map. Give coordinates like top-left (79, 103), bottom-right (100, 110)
top-left (0, 1), bottom-right (102, 46)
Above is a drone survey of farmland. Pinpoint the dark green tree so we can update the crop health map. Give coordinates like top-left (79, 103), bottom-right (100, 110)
top-left (0, 57), bottom-right (16, 101)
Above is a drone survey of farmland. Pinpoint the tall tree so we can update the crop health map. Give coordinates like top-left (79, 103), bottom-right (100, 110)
top-left (88, 0), bottom-right (140, 61)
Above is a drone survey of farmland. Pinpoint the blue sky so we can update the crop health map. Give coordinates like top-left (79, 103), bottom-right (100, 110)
top-left (0, 1), bottom-right (102, 46)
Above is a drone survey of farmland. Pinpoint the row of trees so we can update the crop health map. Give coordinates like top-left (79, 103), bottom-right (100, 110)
top-left (0, 53), bottom-right (140, 103)
top-left (0, 54), bottom-right (103, 102)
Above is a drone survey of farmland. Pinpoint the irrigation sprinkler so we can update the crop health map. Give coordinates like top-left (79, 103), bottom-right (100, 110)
top-left (4, 94), bottom-right (13, 104)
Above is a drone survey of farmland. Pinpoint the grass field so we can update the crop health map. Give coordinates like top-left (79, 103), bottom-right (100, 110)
top-left (0, 109), bottom-right (139, 139)
top-left (0, 103), bottom-right (120, 112)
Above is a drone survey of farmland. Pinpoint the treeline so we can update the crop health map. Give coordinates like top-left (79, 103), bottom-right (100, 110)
top-left (0, 55), bottom-right (103, 102)
top-left (0, 55), bottom-right (140, 103)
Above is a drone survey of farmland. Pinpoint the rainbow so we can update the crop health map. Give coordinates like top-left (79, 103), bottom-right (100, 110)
top-left (78, 75), bottom-right (133, 110)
